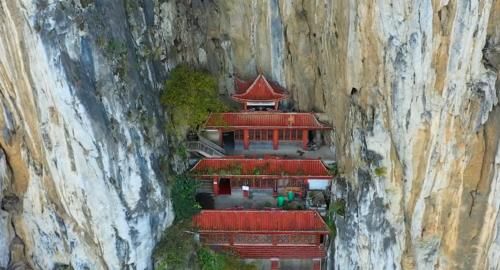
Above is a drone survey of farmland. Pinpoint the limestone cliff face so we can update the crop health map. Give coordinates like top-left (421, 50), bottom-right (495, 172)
top-left (159, 0), bottom-right (500, 269)
top-left (1, 0), bottom-right (499, 269)
top-left (0, 0), bottom-right (173, 269)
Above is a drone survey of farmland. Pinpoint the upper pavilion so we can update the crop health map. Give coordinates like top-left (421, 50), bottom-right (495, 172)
top-left (232, 74), bottom-right (288, 111)
top-left (199, 74), bottom-right (332, 151)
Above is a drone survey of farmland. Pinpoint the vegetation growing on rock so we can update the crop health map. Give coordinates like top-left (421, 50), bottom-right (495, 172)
top-left (197, 247), bottom-right (256, 270)
top-left (160, 65), bottom-right (227, 137)
top-left (154, 174), bottom-right (254, 269)
top-left (170, 174), bottom-right (201, 221)
top-left (374, 166), bottom-right (387, 177)
top-left (153, 220), bottom-right (197, 270)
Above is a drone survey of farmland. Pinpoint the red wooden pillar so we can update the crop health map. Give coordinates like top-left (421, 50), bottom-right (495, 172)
top-left (243, 129), bottom-right (250, 150)
top-left (272, 129), bottom-right (279, 150)
top-left (218, 129), bottom-right (223, 146)
top-left (273, 180), bottom-right (278, 197)
top-left (213, 176), bottom-right (219, 196)
top-left (271, 258), bottom-right (280, 270)
top-left (312, 258), bottom-right (321, 270)
top-left (302, 129), bottom-right (309, 150)
top-left (229, 233), bottom-right (234, 246)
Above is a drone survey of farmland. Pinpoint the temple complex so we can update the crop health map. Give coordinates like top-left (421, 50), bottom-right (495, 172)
top-left (191, 74), bottom-right (335, 269)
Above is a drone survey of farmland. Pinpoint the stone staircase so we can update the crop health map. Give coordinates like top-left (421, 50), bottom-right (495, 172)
top-left (186, 136), bottom-right (225, 157)
top-left (197, 180), bottom-right (214, 194)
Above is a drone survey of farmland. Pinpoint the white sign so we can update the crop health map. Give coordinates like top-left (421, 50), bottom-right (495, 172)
top-left (308, 180), bottom-right (330, 190)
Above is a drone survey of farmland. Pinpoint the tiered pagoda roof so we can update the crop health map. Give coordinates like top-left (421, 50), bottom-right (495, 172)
top-left (232, 74), bottom-right (288, 103)
top-left (204, 112), bottom-right (330, 130)
top-left (193, 210), bottom-right (329, 233)
top-left (190, 157), bottom-right (332, 179)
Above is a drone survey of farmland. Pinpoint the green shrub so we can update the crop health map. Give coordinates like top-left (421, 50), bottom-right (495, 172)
top-left (160, 65), bottom-right (227, 137)
top-left (198, 247), bottom-right (256, 270)
top-left (325, 217), bottom-right (336, 238)
top-left (374, 166), bottom-right (387, 176)
top-left (325, 199), bottom-right (345, 237)
top-left (328, 163), bottom-right (338, 175)
top-left (171, 174), bottom-right (201, 222)
top-left (153, 221), bottom-right (197, 270)
top-left (330, 199), bottom-right (346, 217)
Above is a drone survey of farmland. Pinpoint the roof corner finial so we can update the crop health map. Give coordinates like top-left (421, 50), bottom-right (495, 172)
top-left (257, 66), bottom-right (263, 75)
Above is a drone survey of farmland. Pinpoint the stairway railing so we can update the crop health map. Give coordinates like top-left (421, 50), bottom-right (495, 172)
top-left (186, 136), bottom-right (225, 157)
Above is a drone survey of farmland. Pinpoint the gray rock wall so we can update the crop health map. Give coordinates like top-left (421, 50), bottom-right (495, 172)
top-left (157, 0), bottom-right (500, 269)
top-left (0, 0), bottom-right (499, 269)
top-left (0, 0), bottom-right (173, 269)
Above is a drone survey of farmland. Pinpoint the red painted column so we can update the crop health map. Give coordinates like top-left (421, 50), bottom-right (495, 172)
top-left (271, 258), bottom-right (280, 270)
top-left (229, 233), bottom-right (234, 246)
top-left (272, 129), bottom-right (279, 150)
top-left (243, 129), bottom-right (250, 150)
top-left (302, 129), bottom-right (309, 150)
top-left (312, 259), bottom-right (321, 270)
top-left (213, 176), bottom-right (219, 196)
top-left (218, 129), bottom-right (223, 146)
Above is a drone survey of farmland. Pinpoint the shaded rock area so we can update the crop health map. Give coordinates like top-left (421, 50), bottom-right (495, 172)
top-left (0, 0), bottom-right (499, 269)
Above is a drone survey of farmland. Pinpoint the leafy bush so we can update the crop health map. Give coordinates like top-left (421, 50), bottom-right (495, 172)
top-left (154, 174), bottom-right (200, 269)
top-left (374, 166), bottom-right (387, 176)
top-left (328, 163), bottom-right (338, 175)
top-left (153, 221), bottom-right (197, 270)
top-left (197, 247), bottom-right (256, 270)
top-left (330, 199), bottom-right (346, 217)
top-left (324, 199), bottom-right (346, 237)
top-left (171, 174), bottom-right (201, 222)
top-left (325, 216), bottom-right (336, 238)
top-left (160, 65), bottom-right (227, 136)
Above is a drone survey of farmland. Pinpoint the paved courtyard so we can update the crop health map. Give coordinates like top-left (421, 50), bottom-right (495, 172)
top-left (225, 141), bottom-right (336, 163)
top-left (212, 190), bottom-right (306, 210)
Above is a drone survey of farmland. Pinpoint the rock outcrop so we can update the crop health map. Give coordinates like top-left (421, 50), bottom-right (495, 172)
top-left (1, 0), bottom-right (499, 269)
top-left (0, 0), bottom-right (172, 269)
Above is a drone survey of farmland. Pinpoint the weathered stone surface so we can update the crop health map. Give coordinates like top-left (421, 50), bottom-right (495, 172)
top-left (157, 0), bottom-right (500, 269)
top-left (0, 0), bottom-right (173, 269)
top-left (0, 0), bottom-right (499, 269)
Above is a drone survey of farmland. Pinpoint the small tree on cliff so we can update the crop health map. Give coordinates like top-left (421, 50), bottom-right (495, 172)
top-left (160, 65), bottom-right (225, 136)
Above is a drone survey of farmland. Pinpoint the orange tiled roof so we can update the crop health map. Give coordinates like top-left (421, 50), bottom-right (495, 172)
top-left (190, 157), bottom-right (332, 178)
top-left (232, 75), bottom-right (287, 102)
top-left (204, 112), bottom-right (330, 129)
top-left (193, 210), bottom-right (329, 233)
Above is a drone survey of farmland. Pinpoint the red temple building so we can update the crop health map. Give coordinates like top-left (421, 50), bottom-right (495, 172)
top-left (191, 74), bottom-right (334, 270)
top-left (190, 156), bottom-right (332, 196)
top-left (203, 75), bottom-right (331, 151)
top-left (193, 210), bottom-right (329, 270)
